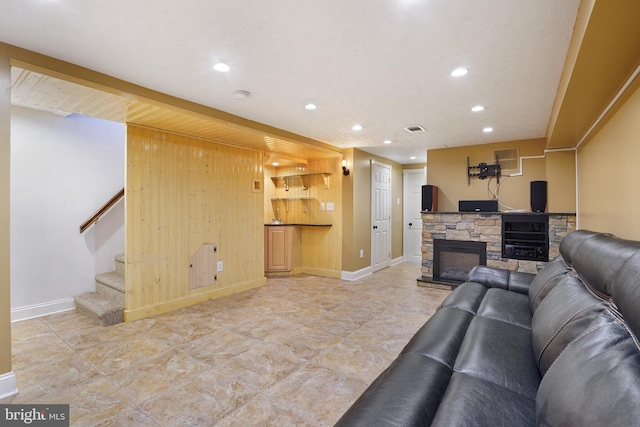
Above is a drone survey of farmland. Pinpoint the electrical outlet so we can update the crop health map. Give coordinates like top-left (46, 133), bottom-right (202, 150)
top-left (359, 249), bottom-right (364, 258)
top-left (217, 261), bottom-right (223, 272)
top-left (327, 202), bottom-right (334, 211)
top-left (320, 202), bottom-right (325, 211)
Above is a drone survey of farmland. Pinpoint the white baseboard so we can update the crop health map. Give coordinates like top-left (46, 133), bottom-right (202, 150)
top-left (390, 256), bottom-right (404, 266)
top-left (11, 298), bottom-right (75, 323)
top-left (0, 372), bottom-right (18, 400)
top-left (342, 258), bottom-right (406, 281)
top-left (341, 266), bottom-right (373, 281)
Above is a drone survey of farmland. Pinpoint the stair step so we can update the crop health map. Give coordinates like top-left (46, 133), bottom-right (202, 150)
top-left (115, 253), bottom-right (125, 276)
top-left (96, 271), bottom-right (125, 293)
top-left (74, 292), bottom-right (123, 326)
top-left (96, 271), bottom-right (125, 306)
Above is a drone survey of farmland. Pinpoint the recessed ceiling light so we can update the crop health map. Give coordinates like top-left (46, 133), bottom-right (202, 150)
top-left (471, 105), bottom-right (485, 112)
top-left (410, 156), bottom-right (417, 160)
top-left (213, 63), bottom-right (230, 72)
top-left (483, 127), bottom-right (494, 133)
top-left (272, 162), bottom-right (279, 166)
top-left (352, 124), bottom-right (362, 131)
top-left (383, 140), bottom-right (392, 144)
top-left (304, 103), bottom-right (317, 110)
top-left (451, 67), bottom-right (468, 77)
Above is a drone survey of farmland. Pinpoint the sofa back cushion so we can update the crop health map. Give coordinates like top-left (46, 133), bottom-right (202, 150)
top-left (570, 233), bottom-right (640, 296)
top-left (611, 251), bottom-right (640, 346)
top-left (536, 316), bottom-right (640, 426)
top-left (536, 231), bottom-right (640, 425)
top-left (558, 229), bottom-right (599, 266)
top-left (528, 258), bottom-right (570, 313)
top-left (531, 273), bottom-right (610, 376)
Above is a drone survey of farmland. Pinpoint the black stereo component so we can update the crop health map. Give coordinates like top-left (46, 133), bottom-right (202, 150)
top-left (504, 244), bottom-right (547, 261)
top-left (502, 214), bottom-right (549, 262)
top-left (459, 200), bottom-right (498, 212)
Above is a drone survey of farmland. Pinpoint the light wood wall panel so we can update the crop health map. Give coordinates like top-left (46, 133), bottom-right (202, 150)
top-left (125, 125), bottom-right (265, 321)
top-left (264, 157), bottom-right (343, 277)
top-left (301, 158), bottom-right (342, 277)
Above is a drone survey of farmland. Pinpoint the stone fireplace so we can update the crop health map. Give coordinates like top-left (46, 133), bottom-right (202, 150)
top-left (419, 212), bottom-right (576, 288)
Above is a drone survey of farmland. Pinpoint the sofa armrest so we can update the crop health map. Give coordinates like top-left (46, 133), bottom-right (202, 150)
top-left (466, 266), bottom-right (534, 295)
top-left (508, 271), bottom-right (536, 295)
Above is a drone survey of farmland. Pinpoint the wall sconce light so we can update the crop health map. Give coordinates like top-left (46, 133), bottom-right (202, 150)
top-left (342, 158), bottom-right (350, 176)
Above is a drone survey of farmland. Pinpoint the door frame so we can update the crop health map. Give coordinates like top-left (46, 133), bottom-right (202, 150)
top-left (403, 168), bottom-right (426, 264)
top-left (371, 160), bottom-right (392, 272)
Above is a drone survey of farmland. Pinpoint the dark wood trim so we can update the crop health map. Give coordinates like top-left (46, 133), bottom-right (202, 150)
top-left (79, 188), bottom-right (124, 233)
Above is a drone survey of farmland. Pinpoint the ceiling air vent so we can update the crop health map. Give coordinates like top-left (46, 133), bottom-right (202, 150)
top-left (404, 125), bottom-right (426, 133)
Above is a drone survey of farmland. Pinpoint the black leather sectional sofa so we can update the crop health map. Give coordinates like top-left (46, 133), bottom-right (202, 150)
top-left (335, 230), bottom-right (640, 426)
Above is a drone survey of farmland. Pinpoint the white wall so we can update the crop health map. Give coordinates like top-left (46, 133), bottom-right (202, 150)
top-left (10, 106), bottom-right (125, 320)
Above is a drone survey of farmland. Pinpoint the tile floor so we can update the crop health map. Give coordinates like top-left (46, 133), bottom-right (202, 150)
top-left (2, 263), bottom-right (450, 426)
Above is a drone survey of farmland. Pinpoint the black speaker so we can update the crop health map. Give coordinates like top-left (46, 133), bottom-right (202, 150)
top-left (459, 200), bottom-right (498, 212)
top-left (531, 181), bottom-right (547, 212)
top-left (421, 185), bottom-right (438, 211)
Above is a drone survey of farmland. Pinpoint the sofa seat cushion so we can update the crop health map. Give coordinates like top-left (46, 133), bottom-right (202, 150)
top-left (402, 306), bottom-right (474, 368)
top-left (337, 282), bottom-right (540, 426)
top-left (455, 316), bottom-right (540, 400)
top-left (440, 281), bottom-right (488, 314)
top-left (333, 352), bottom-right (452, 427)
top-left (441, 279), bottom-right (532, 330)
top-left (432, 373), bottom-right (536, 427)
top-left (466, 265), bottom-right (536, 295)
top-left (477, 288), bottom-right (531, 329)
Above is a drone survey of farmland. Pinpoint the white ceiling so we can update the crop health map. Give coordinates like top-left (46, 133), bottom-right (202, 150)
top-left (0, 0), bottom-right (580, 164)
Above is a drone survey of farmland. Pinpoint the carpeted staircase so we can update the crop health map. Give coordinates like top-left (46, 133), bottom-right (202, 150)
top-left (74, 253), bottom-right (125, 326)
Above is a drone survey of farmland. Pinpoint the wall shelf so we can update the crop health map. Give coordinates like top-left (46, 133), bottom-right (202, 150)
top-left (270, 197), bottom-right (314, 212)
top-left (271, 172), bottom-right (332, 190)
top-left (270, 197), bottom-right (315, 201)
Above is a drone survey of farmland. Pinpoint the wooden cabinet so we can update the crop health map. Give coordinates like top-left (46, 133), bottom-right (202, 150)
top-left (264, 226), bottom-right (302, 273)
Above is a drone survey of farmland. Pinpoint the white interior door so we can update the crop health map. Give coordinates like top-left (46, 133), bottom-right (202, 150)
top-left (403, 168), bottom-right (426, 264)
top-left (371, 161), bottom-right (391, 272)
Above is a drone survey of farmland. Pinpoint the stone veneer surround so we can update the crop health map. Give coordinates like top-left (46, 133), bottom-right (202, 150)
top-left (421, 212), bottom-right (576, 280)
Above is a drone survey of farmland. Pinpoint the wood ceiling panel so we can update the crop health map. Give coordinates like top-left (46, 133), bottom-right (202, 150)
top-left (11, 67), bottom-right (341, 164)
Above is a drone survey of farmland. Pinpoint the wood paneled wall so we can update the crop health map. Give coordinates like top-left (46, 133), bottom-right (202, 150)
top-left (125, 125), bottom-right (266, 321)
top-left (264, 157), bottom-right (343, 277)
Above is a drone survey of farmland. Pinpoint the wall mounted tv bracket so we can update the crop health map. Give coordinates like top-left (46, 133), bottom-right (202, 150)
top-left (467, 156), bottom-right (501, 185)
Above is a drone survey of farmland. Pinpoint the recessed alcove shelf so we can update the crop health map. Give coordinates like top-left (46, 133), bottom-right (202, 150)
top-left (270, 172), bottom-right (332, 190)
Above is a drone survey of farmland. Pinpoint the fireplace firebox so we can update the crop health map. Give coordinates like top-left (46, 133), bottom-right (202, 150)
top-left (433, 239), bottom-right (487, 286)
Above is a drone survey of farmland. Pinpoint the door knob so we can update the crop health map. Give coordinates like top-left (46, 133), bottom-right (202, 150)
top-left (409, 222), bottom-right (413, 227)
top-left (373, 225), bottom-right (378, 229)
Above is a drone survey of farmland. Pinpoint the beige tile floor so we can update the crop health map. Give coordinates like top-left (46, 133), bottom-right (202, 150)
top-left (2, 263), bottom-right (449, 426)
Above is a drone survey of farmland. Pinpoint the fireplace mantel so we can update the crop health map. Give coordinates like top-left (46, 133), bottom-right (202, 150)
top-left (418, 212), bottom-right (576, 287)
